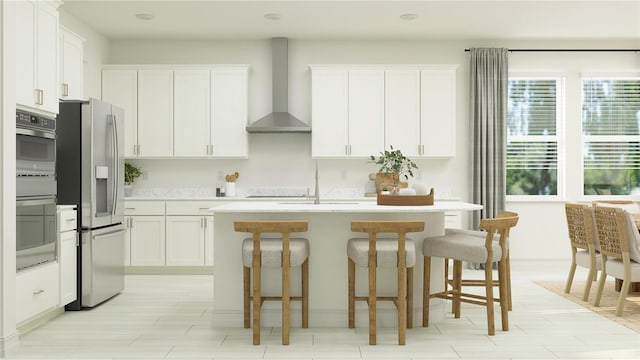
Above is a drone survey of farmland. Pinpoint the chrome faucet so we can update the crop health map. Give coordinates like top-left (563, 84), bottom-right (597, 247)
top-left (314, 160), bottom-right (320, 204)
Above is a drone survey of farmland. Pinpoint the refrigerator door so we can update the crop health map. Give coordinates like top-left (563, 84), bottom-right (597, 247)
top-left (112, 104), bottom-right (125, 225)
top-left (82, 99), bottom-right (121, 229)
top-left (81, 224), bottom-right (125, 307)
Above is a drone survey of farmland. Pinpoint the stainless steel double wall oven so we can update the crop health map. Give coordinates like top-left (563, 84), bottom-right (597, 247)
top-left (16, 109), bottom-right (57, 272)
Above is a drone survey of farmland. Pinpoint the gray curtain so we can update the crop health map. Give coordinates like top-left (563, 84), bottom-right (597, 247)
top-left (470, 48), bottom-right (509, 228)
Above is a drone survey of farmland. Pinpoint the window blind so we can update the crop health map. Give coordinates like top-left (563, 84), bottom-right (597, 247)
top-left (583, 80), bottom-right (640, 136)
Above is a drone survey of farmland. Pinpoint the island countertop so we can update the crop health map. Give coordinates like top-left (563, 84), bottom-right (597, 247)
top-left (209, 200), bottom-right (481, 213)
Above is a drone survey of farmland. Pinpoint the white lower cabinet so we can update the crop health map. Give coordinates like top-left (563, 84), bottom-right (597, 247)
top-left (58, 206), bottom-right (77, 307)
top-left (129, 216), bottom-right (166, 266)
top-left (124, 200), bottom-right (216, 269)
top-left (125, 201), bottom-right (166, 266)
top-left (16, 262), bottom-right (59, 324)
top-left (165, 201), bottom-right (216, 267)
top-left (165, 216), bottom-right (206, 266)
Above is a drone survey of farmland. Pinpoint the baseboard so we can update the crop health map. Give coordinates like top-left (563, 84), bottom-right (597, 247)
top-left (0, 331), bottom-right (20, 358)
top-left (211, 302), bottom-right (446, 328)
top-left (125, 266), bottom-right (214, 275)
top-left (17, 307), bottom-right (64, 335)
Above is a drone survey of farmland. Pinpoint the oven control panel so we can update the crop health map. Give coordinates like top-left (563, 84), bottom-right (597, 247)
top-left (16, 110), bottom-right (55, 131)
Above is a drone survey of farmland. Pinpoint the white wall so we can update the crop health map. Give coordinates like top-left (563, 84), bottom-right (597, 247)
top-left (58, 9), bottom-right (109, 99)
top-left (108, 39), bottom-right (639, 260)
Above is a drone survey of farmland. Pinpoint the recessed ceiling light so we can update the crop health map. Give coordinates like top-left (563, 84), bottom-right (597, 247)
top-left (400, 13), bottom-right (418, 21)
top-left (264, 13), bottom-right (281, 21)
top-left (135, 13), bottom-right (155, 21)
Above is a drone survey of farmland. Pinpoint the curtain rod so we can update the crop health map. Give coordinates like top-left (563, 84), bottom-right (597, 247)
top-left (464, 48), bottom-right (640, 52)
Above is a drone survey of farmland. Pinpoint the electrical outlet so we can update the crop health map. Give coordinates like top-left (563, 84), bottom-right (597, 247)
top-left (341, 169), bottom-right (347, 180)
top-left (416, 170), bottom-right (423, 180)
top-left (217, 171), bottom-right (223, 181)
top-left (142, 171), bottom-right (149, 180)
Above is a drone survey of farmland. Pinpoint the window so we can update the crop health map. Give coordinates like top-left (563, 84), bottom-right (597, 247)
top-left (582, 78), bottom-right (640, 196)
top-left (507, 78), bottom-right (562, 197)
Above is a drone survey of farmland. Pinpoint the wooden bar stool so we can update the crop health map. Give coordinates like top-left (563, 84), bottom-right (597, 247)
top-left (347, 220), bottom-right (425, 345)
top-left (422, 212), bottom-right (518, 336)
top-left (234, 220), bottom-right (309, 345)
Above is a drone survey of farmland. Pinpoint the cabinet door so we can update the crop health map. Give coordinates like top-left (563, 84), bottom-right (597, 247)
top-left (166, 216), bottom-right (205, 266)
top-left (311, 69), bottom-right (349, 157)
top-left (129, 216), bottom-right (165, 266)
top-left (59, 230), bottom-right (77, 306)
top-left (138, 70), bottom-right (174, 157)
top-left (60, 29), bottom-right (84, 100)
top-left (204, 216), bottom-right (214, 266)
top-left (36, 2), bottom-right (59, 113)
top-left (210, 69), bottom-right (248, 158)
top-left (15, 0), bottom-right (37, 108)
top-left (102, 70), bottom-right (138, 157)
top-left (174, 70), bottom-right (210, 157)
top-left (421, 69), bottom-right (456, 157)
top-left (385, 70), bottom-right (420, 157)
top-left (348, 70), bottom-right (384, 157)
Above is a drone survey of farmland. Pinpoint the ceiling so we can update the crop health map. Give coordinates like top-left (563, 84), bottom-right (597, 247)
top-left (61, 0), bottom-right (640, 41)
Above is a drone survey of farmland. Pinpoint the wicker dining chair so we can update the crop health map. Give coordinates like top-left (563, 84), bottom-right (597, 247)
top-left (564, 203), bottom-right (601, 301)
top-left (592, 206), bottom-right (640, 316)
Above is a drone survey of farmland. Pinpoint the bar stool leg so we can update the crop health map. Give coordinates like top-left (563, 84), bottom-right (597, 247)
top-left (398, 265), bottom-right (406, 345)
top-left (484, 259), bottom-right (495, 336)
top-left (302, 258), bottom-right (309, 328)
top-left (505, 251), bottom-right (513, 310)
top-left (453, 260), bottom-right (462, 318)
top-left (498, 259), bottom-right (509, 331)
top-left (368, 257), bottom-right (377, 345)
top-left (243, 266), bottom-right (250, 328)
top-left (422, 256), bottom-right (431, 327)
top-left (253, 262), bottom-right (261, 345)
top-left (282, 260), bottom-right (290, 345)
top-left (348, 258), bottom-right (355, 328)
top-left (407, 267), bottom-right (413, 329)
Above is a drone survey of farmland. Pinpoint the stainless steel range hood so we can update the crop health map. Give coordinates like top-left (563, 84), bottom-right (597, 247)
top-left (246, 38), bottom-right (311, 133)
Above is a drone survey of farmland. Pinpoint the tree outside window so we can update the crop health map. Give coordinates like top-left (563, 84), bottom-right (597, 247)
top-left (507, 78), bottom-right (561, 196)
top-left (582, 79), bottom-right (640, 196)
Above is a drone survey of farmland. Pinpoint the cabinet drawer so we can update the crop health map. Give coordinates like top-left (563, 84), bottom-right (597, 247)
top-left (57, 208), bottom-right (77, 232)
top-left (124, 201), bottom-right (165, 215)
top-left (165, 201), bottom-right (221, 215)
top-left (16, 262), bottom-right (59, 324)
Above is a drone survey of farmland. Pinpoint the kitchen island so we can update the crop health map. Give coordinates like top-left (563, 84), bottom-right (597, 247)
top-left (210, 200), bottom-right (482, 327)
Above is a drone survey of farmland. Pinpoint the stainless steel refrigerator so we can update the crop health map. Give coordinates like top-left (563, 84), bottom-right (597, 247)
top-left (57, 98), bottom-right (125, 309)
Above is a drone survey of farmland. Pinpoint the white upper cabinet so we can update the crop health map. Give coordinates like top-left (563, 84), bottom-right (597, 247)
top-left (311, 65), bottom-right (457, 159)
top-left (348, 70), bottom-right (385, 157)
top-left (137, 70), bottom-right (174, 157)
top-left (59, 27), bottom-right (84, 100)
top-left (102, 69), bottom-right (138, 157)
top-left (16, 0), bottom-right (60, 114)
top-left (174, 70), bottom-right (211, 157)
top-left (421, 69), bottom-right (456, 157)
top-left (102, 65), bottom-right (248, 159)
top-left (385, 70), bottom-right (421, 157)
top-left (210, 68), bottom-right (249, 158)
top-left (311, 68), bottom-right (349, 157)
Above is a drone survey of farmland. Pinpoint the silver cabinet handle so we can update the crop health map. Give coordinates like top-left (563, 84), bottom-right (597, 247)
top-left (33, 289), bottom-right (44, 295)
top-left (349, 145), bottom-right (352, 155)
top-left (62, 83), bottom-right (69, 97)
top-left (200, 217), bottom-right (204, 228)
top-left (345, 145), bottom-right (348, 155)
top-left (39, 89), bottom-right (44, 105)
top-left (203, 217), bottom-right (208, 229)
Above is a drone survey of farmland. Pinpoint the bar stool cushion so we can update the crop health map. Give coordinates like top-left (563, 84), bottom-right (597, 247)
top-left (347, 238), bottom-right (416, 268)
top-left (423, 233), bottom-right (502, 264)
top-left (242, 238), bottom-right (310, 268)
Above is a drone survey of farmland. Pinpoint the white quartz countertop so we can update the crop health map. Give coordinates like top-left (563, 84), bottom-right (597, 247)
top-left (209, 201), bottom-right (482, 213)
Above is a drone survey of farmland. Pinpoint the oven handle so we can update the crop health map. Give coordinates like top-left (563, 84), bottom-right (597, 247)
top-left (16, 127), bottom-right (55, 140)
top-left (16, 197), bottom-right (56, 206)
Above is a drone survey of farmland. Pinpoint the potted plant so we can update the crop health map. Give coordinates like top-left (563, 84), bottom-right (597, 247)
top-left (370, 146), bottom-right (418, 194)
top-left (124, 162), bottom-right (142, 186)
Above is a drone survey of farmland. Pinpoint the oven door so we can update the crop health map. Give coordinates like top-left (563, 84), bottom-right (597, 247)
top-left (16, 127), bottom-right (56, 176)
top-left (16, 197), bottom-right (57, 271)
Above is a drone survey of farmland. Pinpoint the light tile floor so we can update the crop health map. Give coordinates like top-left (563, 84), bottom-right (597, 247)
top-left (7, 260), bottom-right (640, 359)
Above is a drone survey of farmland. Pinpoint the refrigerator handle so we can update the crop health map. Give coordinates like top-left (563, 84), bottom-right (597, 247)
top-left (109, 114), bottom-right (118, 217)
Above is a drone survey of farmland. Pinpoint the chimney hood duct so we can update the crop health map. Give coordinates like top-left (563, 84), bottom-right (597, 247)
top-left (246, 38), bottom-right (311, 133)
